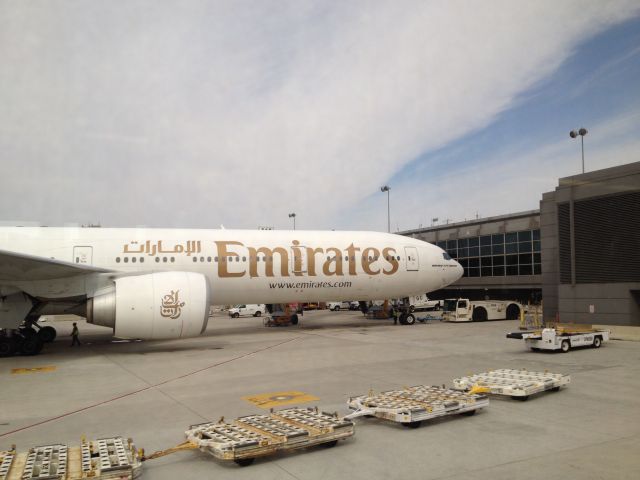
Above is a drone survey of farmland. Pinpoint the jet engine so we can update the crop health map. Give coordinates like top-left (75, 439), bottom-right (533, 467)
top-left (87, 272), bottom-right (210, 339)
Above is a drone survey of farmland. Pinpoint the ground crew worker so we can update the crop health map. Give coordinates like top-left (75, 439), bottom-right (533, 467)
top-left (70, 322), bottom-right (81, 346)
top-left (392, 305), bottom-right (400, 325)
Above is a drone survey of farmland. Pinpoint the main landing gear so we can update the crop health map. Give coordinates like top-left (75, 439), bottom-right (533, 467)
top-left (0, 320), bottom-right (57, 357)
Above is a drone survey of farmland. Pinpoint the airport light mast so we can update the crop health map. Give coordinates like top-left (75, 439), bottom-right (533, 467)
top-left (380, 185), bottom-right (390, 233)
top-left (288, 212), bottom-right (296, 230)
top-left (569, 128), bottom-right (588, 174)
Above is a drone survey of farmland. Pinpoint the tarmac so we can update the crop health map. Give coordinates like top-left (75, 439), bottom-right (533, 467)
top-left (1, 310), bottom-right (639, 480)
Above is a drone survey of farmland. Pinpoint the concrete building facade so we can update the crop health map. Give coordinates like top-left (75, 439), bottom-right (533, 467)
top-left (540, 162), bottom-right (640, 326)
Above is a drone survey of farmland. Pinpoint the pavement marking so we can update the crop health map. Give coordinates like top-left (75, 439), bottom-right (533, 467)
top-left (11, 365), bottom-right (57, 375)
top-left (243, 391), bottom-right (319, 409)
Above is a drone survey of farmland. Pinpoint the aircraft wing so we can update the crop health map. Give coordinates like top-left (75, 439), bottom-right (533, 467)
top-left (0, 249), bottom-right (113, 282)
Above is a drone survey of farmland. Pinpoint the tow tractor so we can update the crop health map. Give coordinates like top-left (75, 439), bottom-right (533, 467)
top-left (507, 324), bottom-right (610, 352)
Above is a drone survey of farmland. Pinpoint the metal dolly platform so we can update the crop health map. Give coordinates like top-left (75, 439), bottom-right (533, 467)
top-left (452, 368), bottom-right (570, 400)
top-left (345, 385), bottom-right (489, 428)
top-left (184, 407), bottom-right (354, 466)
top-left (0, 437), bottom-right (142, 480)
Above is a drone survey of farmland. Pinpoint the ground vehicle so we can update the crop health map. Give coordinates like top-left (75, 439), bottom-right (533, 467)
top-left (507, 326), bottom-right (610, 352)
top-left (327, 301), bottom-right (352, 311)
top-left (349, 301), bottom-right (360, 310)
top-left (263, 303), bottom-right (301, 326)
top-left (228, 304), bottom-right (266, 318)
top-left (398, 294), bottom-right (440, 312)
top-left (442, 298), bottom-right (523, 322)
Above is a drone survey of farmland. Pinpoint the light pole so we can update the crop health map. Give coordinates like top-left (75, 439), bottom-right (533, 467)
top-left (288, 213), bottom-right (296, 230)
top-left (569, 127), bottom-right (588, 173)
top-left (380, 186), bottom-right (390, 233)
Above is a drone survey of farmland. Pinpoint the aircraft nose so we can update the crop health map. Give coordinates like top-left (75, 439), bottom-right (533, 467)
top-left (454, 261), bottom-right (463, 281)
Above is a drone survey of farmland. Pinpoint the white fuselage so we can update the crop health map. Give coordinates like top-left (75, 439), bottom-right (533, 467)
top-left (0, 227), bottom-right (463, 304)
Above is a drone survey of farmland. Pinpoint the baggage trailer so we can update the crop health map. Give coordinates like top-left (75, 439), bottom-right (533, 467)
top-left (452, 368), bottom-right (570, 400)
top-left (507, 325), bottom-right (610, 352)
top-left (345, 385), bottom-right (489, 428)
top-left (184, 407), bottom-right (354, 467)
top-left (0, 437), bottom-right (142, 480)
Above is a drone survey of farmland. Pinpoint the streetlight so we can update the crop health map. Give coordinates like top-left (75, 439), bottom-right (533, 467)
top-left (569, 127), bottom-right (588, 173)
top-left (380, 186), bottom-right (390, 233)
top-left (288, 212), bottom-right (296, 230)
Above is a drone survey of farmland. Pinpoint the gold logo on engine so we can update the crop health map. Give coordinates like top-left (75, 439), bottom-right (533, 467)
top-left (160, 290), bottom-right (185, 319)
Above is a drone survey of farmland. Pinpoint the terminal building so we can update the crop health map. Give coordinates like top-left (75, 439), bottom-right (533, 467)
top-left (401, 210), bottom-right (542, 304)
top-left (401, 161), bottom-right (640, 326)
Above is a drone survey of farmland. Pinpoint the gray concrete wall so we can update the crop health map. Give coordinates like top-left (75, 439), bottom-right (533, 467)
top-left (541, 161), bottom-right (640, 326)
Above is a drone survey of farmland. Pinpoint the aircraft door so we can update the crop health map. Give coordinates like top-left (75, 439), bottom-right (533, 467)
top-left (73, 246), bottom-right (93, 265)
top-left (404, 246), bottom-right (419, 271)
top-left (291, 245), bottom-right (308, 274)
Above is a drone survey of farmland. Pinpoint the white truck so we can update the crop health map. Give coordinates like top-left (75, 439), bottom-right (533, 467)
top-left (397, 294), bottom-right (441, 312)
top-left (326, 301), bottom-right (353, 311)
top-left (228, 304), bottom-right (266, 318)
top-left (442, 298), bottom-right (523, 322)
top-left (507, 326), bottom-right (610, 352)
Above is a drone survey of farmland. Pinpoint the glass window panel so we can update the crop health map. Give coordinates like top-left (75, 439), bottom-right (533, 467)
top-left (481, 257), bottom-right (492, 267)
top-left (534, 264), bottom-right (542, 275)
top-left (468, 258), bottom-right (480, 268)
top-left (468, 237), bottom-right (479, 247)
top-left (505, 232), bottom-right (518, 243)
top-left (518, 230), bottom-right (532, 241)
top-left (458, 238), bottom-right (468, 248)
top-left (446, 240), bottom-right (457, 249)
top-left (505, 243), bottom-right (518, 254)
top-left (480, 246), bottom-right (492, 256)
top-left (493, 266), bottom-right (505, 276)
top-left (506, 265), bottom-right (519, 276)
top-left (533, 240), bottom-right (541, 252)
top-left (468, 268), bottom-right (480, 277)
top-left (519, 241), bottom-right (532, 253)
top-left (480, 235), bottom-right (492, 246)
top-left (448, 250), bottom-right (458, 259)
top-left (533, 229), bottom-right (540, 240)
top-left (492, 233), bottom-right (504, 244)
top-left (462, 268), bottom-right (469, 277)
top-left (481, 267), bottom-right (492, 277)
top-left (519, 253), bottom-right (532, 264)
top-left (437, 241), bottom-right (447, 249)
top-left (533, 253), bottom-right (541, 264)
top-left (469, 246), bottom-right (480, 257)
top-left (519, 264), bottom-right (533, 275)
top-left (458, 247), bottom-right (469, 258)
top-left (459, 258), bottom-right (469, 268)
top-left (506, 254), bottom-right (518, 266)
top-left (492, 244), bottom-right (504, 255)
top-left (493, 255), bottom-right (505, 266)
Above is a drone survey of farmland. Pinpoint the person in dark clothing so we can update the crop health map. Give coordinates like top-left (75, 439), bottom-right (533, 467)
top-left (70, 322), bottom-right (81, 346)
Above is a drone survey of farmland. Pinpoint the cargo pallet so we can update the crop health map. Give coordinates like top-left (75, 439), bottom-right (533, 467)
top-left (452, 368), bottom-right (570, 400)
top-left (184, 407), bottom-right (354, 466)
top-left (345, 385), bottom-right (489, 428)
top-left (0, 437), bottom-right (142, 480)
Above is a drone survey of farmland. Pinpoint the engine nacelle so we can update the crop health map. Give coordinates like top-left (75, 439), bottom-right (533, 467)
top-left (87, 272), bottom-right (210, 340)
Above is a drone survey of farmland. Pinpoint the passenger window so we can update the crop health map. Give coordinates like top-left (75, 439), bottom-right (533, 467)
top-left (207, 257), bottom-right (212, 262)
top-left (132, 257), bottom-right (136, 263)
top-left (242, 256), bottom-right (246, 262)
top-left (155, 257), bottom-right (160, 263)
top-left (215, 256), bottom-right (218, 262)
top-left (116, 257), bottom-right (120, 263)
top-left (459, 301), bottom-right (467, 308)
top-left (193, 257), bottom-right (197, 262)
top-left (140, 257), bottom-right (144, 263)
top-left (163, 257), bottom-right (167, 263)
top-left (170, 257), bottom-right (175, 263)
top-left (124, 257), bottom-right (129, 263)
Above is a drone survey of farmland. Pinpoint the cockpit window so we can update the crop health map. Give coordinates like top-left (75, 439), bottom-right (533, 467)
top-left (443, 252), bottom-right (452, 261)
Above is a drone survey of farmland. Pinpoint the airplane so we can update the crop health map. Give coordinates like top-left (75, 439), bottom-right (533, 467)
top-left (0, 227), bottom-right (463, 356)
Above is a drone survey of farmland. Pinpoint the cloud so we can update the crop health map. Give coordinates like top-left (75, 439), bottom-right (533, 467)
top-left (0, 0), bottom-right (638, 229)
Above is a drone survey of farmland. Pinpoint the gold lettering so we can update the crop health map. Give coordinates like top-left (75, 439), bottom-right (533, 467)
top-left (305, 247), bottom-right (324, 276)
top-left (215, 241), bottom-right (246, 278)
top-left (345, 243), bottom-right (361, 275)
top-left (322, 247), bottom-right (344, 276)
top-left (382, 247), bottom-right (399, 275)
top-left (247, 247), bottom-right (289, 277)
top-left (291, 240), bottom-right (304, 276)
top-left (361, 247), bottom-right (381, 275)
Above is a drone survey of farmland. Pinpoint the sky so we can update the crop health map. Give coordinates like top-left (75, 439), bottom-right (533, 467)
top-left (1, 0), bottom-right (639, 232)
